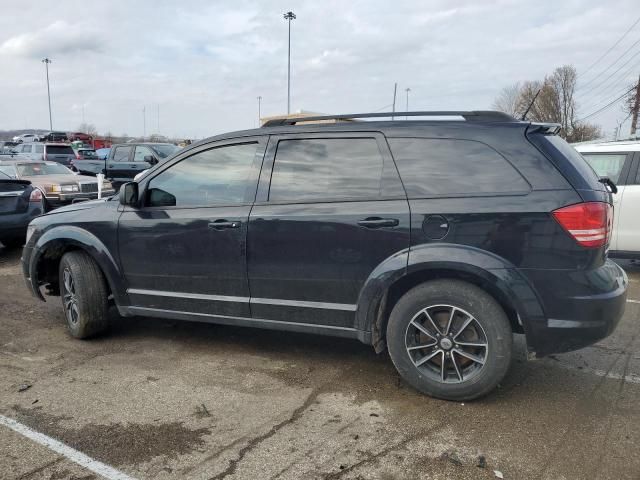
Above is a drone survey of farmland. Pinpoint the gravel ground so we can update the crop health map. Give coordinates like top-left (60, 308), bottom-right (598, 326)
top-left (1, 245), bottom-right (639, 480)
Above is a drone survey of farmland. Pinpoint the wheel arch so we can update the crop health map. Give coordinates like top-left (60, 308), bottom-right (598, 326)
top-left (28, 226), bottom-right (127, 305)
top-left (355, 244), bottom-right (545, 352)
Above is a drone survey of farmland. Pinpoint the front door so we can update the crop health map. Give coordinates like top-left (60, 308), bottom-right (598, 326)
top-left (119, 138), bottom-right (266, 317)
top-left (107, 145), bottom-right (134, 183)
top-left (247, 133), bottom-right (410, 329)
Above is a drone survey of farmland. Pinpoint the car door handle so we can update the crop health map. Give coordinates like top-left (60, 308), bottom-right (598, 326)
top-left (357, 217), bottom-right (399, 228)
top-left (208, 219), bottom-right (241, 230)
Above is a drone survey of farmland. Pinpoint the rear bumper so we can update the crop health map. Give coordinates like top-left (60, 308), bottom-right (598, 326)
top-left (0, 206), bottom-right (43, 239)
top-left (521, 260), bottom-right (628, 356)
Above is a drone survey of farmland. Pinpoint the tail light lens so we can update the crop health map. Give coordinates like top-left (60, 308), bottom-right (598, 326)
top-left (29, 188), bottom-right (43, 203)
top-left (552, 202), bottom-right (612, 248)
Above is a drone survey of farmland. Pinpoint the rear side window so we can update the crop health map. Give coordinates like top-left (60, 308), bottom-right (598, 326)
top-left (35, 145), bottom-right (44, 153)
top-left (46, 146), bottom-right (74, 155)
top-left (113, 146), bottom-right (132, 161)
top-left (580, 153), bottom-right (627, 184)
top-left (269, 138), bottom-right (384, 202)
top-left (388, 138), bottom-right (529, 197)
top-left (21, 145), bottom-right (32, 153)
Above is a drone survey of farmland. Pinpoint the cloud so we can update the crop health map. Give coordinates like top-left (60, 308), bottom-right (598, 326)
top-left (0, 20), bottom-right (105, 58)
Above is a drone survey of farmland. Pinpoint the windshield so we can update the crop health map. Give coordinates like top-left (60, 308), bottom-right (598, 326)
top-left (16, 163), bottom-right (72, 176)
top-left (150, 144), bottom-right (179, 158)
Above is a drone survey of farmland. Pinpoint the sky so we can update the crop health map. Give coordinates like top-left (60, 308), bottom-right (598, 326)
top-left (0, 0), bottom-right (638, 140)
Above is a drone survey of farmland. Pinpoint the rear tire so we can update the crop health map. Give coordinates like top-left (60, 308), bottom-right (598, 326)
top-left (386, 279), bottom-right (512, 401)
top-left (59, 251), bottom-right (109, 339)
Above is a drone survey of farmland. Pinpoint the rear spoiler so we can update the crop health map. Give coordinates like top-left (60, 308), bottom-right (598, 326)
top-left (526, 123), bottom-right (562, 135)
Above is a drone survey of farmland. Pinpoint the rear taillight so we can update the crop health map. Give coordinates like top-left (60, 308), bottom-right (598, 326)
top-left (29, 188), bottom-right (43, 203)
top-left (552, 202), bottom-right (612, 248)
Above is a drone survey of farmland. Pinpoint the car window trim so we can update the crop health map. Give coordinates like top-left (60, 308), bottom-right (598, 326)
top-left (113, 145), bottom-right (133, 162)
top-left (135, 136), bottom-right (268, 211)
top-left (255, 131), bottom-right (401, 204)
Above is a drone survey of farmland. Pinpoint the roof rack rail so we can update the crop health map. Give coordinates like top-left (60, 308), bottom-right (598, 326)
top-left (261, 110), bottom-right (516, 127)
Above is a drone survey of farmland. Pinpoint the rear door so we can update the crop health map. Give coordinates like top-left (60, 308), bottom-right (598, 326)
top-left (579, 151), bottom-right (633, 252)
top-left (247, 133), bottom-right (410, 329)
top-left (614, 153), bottom-right (640, 254)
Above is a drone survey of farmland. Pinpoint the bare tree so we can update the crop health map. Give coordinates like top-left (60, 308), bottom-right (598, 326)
top-left (494, 65), bottom-right (601, 142)
top-left (76, 123), bottom-right (98, 136)
top-left (492, 82), bottom-right (521, 117)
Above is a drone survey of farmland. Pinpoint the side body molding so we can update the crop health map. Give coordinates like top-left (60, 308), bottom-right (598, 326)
top-left (355, 243), bottom-right (546, 350)
top-left (28, 226), bottom-right (129, 306)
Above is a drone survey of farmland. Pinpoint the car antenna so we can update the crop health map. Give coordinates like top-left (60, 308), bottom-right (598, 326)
top-left (521, 88), bottom-right (542, 120)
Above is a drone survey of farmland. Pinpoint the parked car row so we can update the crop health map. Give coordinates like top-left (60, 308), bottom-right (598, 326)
top-left (12, 131), bottom-right (93, 143)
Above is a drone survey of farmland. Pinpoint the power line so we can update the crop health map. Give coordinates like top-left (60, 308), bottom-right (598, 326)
top-left (578, 49), bottom-right (640, 99)
top-left (581, 82), bottom-right (639, 116)
top-left (580, 15), bottom-right (640, 77)
top-left (579, 56), bottom-right (640, 111)
top-left (578, 83), bottom-right (637, 121)
top-left (578, 35), bottom-right (640, 91)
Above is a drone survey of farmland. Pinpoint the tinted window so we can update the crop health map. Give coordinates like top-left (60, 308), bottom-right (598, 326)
top-left (46, 145), bottom-right (74, 155)
top-left (580, 153), bottom-right (627, 184)
top-left (147, 143), bottom-right (258, 207)
top-left (269, 138), bottom-right (384, 202)
top-left (113, 146), bottom-right (132, 161)
top-left (388, 138), bottom-right (529, 197)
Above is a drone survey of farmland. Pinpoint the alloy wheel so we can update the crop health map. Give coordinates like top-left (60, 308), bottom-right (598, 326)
top-left (62, 268), bottom-right (80, 325)
top-left (405, 304), bottom-right (488, 384)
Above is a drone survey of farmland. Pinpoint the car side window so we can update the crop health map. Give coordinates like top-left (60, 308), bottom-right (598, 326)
top-left (268, 138), bottom-right (384, 202)
top-left (146, 142), bottom-right (259, 207)
top-left (21, 145), bottom-right (32, 153)
top-left (580, 153), bottom-right (628, 184)
top-left (113, 146), bottom-right (132, 162)
top-left (35, 145), bottom-right (44, 154)
top-left (388, 138), bottom-right (529, 197)
top-left (134, 146), bottom-right (154, 162)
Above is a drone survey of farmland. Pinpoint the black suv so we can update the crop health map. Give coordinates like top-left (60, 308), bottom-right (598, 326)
top-left (21, 111), bottom-right (628, 400)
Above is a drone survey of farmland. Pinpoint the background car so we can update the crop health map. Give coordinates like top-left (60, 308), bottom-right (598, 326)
top-left (0, 170), bottom-right (44, 248)
top-left (12, 133), bottom-right (40, 143)
top-left (0, 160), bottom-right (115, 209)
top-left (0, 141), bottom-right (19, 153)
top-left (68, 132), bottom-right (94, 143)
top-left (575, 140), bottom-right (640, 259)
top-left (39, 131), bottom-right (69, 143)
top-left (15, 142), bottom-right (76, 167)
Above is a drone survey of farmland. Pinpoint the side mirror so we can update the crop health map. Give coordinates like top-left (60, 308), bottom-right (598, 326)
top-left (143, 155), bottom-right (156, 164)
top-left (119, 182), bottom-right (139, 206)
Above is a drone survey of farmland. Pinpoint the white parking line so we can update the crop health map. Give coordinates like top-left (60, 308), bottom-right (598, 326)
top-left (628, 299), bottom-right (640, 304)
top-left (0, 415), bottom-right (136, 480)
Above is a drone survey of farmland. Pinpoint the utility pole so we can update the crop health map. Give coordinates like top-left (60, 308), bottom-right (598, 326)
top-left (42, 58), bottom-right (53, 130)
top-left (257, 96), bottom-right (262, 126)
top-left (630, 74), bottom-right (640, 137)
top-left (283, 11), bottom-right (296, 114)
top-left (405, 87), bottom-right (411, 119)
top-left (391, 83), bottom-right (397, 120)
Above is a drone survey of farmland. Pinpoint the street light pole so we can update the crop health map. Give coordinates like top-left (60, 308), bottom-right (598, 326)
top-left (42, 58), bottom-right (53, 130)
top-left (257, 96), bottom-right (262, 126)
top-left (405, 87), bottom-right (411, 119)
top-left (283, 11), bottom-right (296, 114)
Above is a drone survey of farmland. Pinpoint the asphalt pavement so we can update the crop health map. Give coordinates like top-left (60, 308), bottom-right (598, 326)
top-left (1, 245), bottom-right (639, 480)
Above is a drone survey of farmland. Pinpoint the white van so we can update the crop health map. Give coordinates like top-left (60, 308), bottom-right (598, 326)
top-left (575, 140), bottom-right (640, 259)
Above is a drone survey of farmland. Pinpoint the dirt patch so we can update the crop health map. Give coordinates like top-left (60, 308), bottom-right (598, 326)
top-left (11, 405), bottom-right (211, 466)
